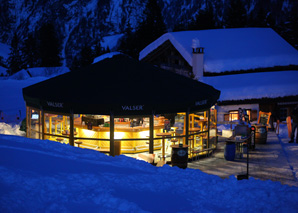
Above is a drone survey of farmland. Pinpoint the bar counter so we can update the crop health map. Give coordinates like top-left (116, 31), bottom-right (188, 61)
top-left (74, 124), bottom-right (164, 132)
top-left (73, 123), bottom-right (165, 154)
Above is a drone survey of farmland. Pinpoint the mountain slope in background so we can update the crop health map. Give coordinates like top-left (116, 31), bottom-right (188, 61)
top-left (0, 0), bottom-right (297, 68)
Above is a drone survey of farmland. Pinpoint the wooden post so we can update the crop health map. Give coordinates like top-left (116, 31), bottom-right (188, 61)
top-left (276, 120), bottom-right (280, 135)
top-left (49, 116), bottom-right (52, 137)
top-left (41, 109), bottom-right (45, 140)
top-left (215, 108), bottom-right (218, 145)
top-left (39, 110), bottom-right (42, 139)
top-left (207, 109), bottom-right (210, 148)
top-left (110, 112), bottom-right (115, 156)
top-left (149, 113), bottom-right (154, 154)
top-left (26, 106), bottom-right (29, 138)
top-left (186, 109), bottom-right (189, 145)
top-left (69, 111), bottom-right (74, 146)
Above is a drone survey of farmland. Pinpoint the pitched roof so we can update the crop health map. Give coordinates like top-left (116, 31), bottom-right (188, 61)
top-left (139, 28), bottom-right (298, 73)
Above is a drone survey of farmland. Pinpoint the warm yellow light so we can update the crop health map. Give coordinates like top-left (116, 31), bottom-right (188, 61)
top-left (139, 130), bottom-right (150, 138)
top-left (115, 132), bottom-right (125, 139)
top-left (81, 129), bottom-right (95, 138)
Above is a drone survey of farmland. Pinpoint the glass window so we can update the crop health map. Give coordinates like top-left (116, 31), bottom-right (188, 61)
top-left (27, 107), bottom-right (42, 139)
top-left (44, 113), bottom-right (70, 144)
top-left (229, 109), bottom-right (251, 122)
top-left (74, 114), bottom-right (110, 151)
top-left (189, 111), bottom-right (208, 153)
top-left (229, 110), bottom-right (239, 121)
top-left (209, 107), bottom-right (217, 149)
top-left (154, 114), bottom-right (176, 163)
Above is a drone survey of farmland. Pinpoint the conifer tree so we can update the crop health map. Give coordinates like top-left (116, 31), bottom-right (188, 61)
top-left (189, 1), bottom-right (216, 30)
top-left (38, 23), bottom-right (62, 67)
top-left (119, 21), bottom-right (137, 57)
top-left (7, 32), bottom-right (23, 75)
top-left (138, 0), bottom-right (166, 44)
top-left (124, 0), bottom-right (166, 58)
top-left (0, 0), bottom-right (14, 43)
top-left (70, 45), bottom-right (95, 71)
top-left (225, 0), bottom-right (247, 28)
top-left (22, 33), bottom-right (39, 68)
top-left (80, 45), bottom-right (94, 67)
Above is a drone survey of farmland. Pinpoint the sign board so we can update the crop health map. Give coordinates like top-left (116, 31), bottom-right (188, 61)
top-left (258, 111), bottom-right (271, 125)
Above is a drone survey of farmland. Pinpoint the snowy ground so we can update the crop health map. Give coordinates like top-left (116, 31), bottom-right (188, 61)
top-left (0, 103), bottom-right (298, 212)
top-left (1, 67), bottom-right (298, 212)
top-left (1, 130), bottom-right (298, 212)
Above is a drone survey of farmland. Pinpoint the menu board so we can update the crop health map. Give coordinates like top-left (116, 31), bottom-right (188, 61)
top-left (259, 114), bottom-right (269, 124)
top-left (258, 111), bottom-right (271, 125)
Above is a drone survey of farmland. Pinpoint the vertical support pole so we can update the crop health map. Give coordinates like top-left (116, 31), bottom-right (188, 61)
top-left (41, 109), bottom-right (45, 140)
top-left (39, 110), bottom-right (42, 139)
top-left (26, 106), bottom-right (29, 138)
top-left (215, 108), bottom-right (218, 145)
top-left (149, 113), bottom-right (154, 154)
top-left (49, 116), bottom-right (52, 136)
top-left (69, 111), bottom-right (74, 146)
top-left (110, 112), bottom-right (115, 156)
top-left (185, 109), bottom-right (190, 145)
top-left (207, 109), bottom-right (210, 148)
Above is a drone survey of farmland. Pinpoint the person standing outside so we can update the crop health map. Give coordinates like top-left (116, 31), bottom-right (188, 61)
top-left (289, 105), bottom-right (298, 143)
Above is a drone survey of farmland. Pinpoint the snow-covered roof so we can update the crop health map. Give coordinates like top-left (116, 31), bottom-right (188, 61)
top-left (92, 52), bottom-right (122, 64)
top-left (200, 70), bottom-right (298, 102)
top-left (9, 67), bottom-right (69, 80)
top-left (139, 28), bottom-right (298, 73)
top-left (1, 132), bottom-right (298, 211)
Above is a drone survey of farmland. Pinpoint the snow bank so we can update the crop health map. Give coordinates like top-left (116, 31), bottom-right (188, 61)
top-left (0, 133), bottom-right (298, 212)
top-left (0, 122), bottom-right (25, 136)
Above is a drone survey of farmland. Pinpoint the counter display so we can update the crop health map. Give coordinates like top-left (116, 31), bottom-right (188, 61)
top-left (74, 121), bottom-right (165, 154)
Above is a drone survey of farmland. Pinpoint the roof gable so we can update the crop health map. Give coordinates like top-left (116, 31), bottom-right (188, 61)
top-left (140, 28), bottom-right (298, 74)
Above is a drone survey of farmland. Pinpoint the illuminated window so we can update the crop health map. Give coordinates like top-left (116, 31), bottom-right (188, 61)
top-left (229, 110), bottom-right (239, 121)
top-left (228, 109), bottom-right (251, 121)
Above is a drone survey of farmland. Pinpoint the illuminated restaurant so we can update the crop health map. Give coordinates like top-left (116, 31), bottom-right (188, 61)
top-left (23, 54), bottom-right (220, 164)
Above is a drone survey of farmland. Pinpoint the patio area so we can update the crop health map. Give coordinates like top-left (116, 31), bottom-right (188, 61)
top-left (188, 131), bottom-right (298, 187)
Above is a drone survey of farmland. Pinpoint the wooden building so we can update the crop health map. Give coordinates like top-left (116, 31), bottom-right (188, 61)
top-left (139, 28), bottom-right (298, 126)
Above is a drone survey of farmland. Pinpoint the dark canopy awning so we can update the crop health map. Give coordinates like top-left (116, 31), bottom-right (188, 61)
top-left (23, 54), bottom-right (220, 115)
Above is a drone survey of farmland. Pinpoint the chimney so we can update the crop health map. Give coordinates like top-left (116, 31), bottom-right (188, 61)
top-left (192, 38), bottom-right (204, 79)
